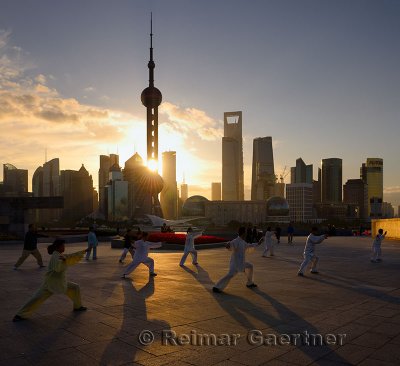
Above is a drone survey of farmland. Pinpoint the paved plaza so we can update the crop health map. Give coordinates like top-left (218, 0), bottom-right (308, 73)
top-left (0, 236), bottom-right (399, 366)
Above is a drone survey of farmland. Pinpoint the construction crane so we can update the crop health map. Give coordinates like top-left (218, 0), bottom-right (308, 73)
top-left (279, 166), bottom-right (289, 183)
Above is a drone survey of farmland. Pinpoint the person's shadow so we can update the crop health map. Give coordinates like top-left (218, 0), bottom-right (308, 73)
top-left (97, 273), bottom-right (171, 365)
top-left (183, 264), bottom-right (349, 365)
top-left (306, 273), bottom-right (400, 305)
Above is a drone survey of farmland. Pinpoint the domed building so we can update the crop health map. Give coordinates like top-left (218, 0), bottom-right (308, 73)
top-left (266, 196), bottom-right (290, 222)
top-left (182, 195), bottom-right (210, 217)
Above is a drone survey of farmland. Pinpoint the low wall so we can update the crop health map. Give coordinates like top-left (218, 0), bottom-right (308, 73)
top-left (110, 238), bottom-right (226, 250)
top-left (371, 218), bottom-right (400, 239)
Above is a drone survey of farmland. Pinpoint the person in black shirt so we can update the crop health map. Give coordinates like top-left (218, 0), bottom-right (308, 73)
top-left (275, 225), bottom-right (282, 244)
top-left (14, 224), bottom-right (45, 270)
top-left (119, 229), bottom-right (135, 263)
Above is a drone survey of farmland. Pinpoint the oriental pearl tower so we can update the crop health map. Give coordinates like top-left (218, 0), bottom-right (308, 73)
top-left (140, 14), bottom-right (164, 216)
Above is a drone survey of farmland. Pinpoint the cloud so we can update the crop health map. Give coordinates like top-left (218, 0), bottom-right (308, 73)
top-left (35, 74), bottom-right (46, 84)
top-left (384, 186), bottom-right (400, 194)
top-left (160, 101), bottom-right (223, 141)
top-left (84, 86), bottom-right (95, 92)
top-left (0, 30), bottom-right (224, 196)
top-left (0, 30), bottom-right (144, 185)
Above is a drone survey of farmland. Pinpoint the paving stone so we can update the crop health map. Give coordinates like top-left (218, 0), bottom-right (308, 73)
top-left (351, 331), bottom-right (391, 349)
top-left (276, 345), bottom-right (335, 365)
top-left (371, 322), bottom-right (400, 337)
top-left (358, 358), bottom-right (398, 366)
top-left (27, 347), bottom-right (99, 366)
top-left (0, 237), bottom-right (399, 366)
top-left (229, 344), bottom-right (294, 365)
top-left (323, 343), bottom-right (375, 364)
top-left (368, 342), bottom-right (400, 364)
top-left (77, 339), bottom-right (154, 365)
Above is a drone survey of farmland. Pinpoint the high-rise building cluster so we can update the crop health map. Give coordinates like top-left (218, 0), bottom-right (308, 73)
top-left (211, 110), bottom-right (392, 223)
top-left (0, 17), bottom-right (396, 231)
top-left (0, 160), bottom-right (96, 227)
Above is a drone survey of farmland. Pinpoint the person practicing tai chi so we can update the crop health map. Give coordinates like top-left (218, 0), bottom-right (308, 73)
top-left (85, 226), bottom-right (98, 260)
top-left (119, 228), bottom-right (136, 263)
top-left (121, 232), bottom-right (162, 279)
top-left (261, 226), bottom-right (275, 257)
top-left (297, 227), bottom-right (328, 276)
top-left (287, 223), bottom-right (294, 244)
top-left (371, 228), bottom-right (387, 263)
top-left (14, 223), bottom-right (46, 270)
top-left (212, 226), bottom-right (261, 293)
top-left (13, 239), bottom-right (88, 322)
top-left (179, 227), bottom-right (202, 266)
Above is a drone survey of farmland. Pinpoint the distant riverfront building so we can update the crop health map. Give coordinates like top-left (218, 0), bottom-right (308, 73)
top-left (160, 151), bottom-right (178, 219)
top-left (343, 179), bottom-right (368, 220)
top-left (286, 183), bottom-right (314, 222)
top-left (222, 111), bottom-right (244, 201)
top-left (60, 164), bottom-right (94, 223)
top-left (98, 154), bottom-right (119, 217)
top-left (106, 163), bottom-right (128, 221)
top-left (360, 158), bottom-right (383, 218)
top-left (211, 182), bottom-right (221, 201)
top-left (321, 158), bottom-right (342, 203)
top-left (3, 163), bottom-right (28, 195)
top-left (251, 137), bottom-right (275, 201)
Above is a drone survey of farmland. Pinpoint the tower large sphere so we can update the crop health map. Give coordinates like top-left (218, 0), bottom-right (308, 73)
top-left (136, 167), bottom-right (164, 194)
top-left (141, 86), bottom-right (162, 108)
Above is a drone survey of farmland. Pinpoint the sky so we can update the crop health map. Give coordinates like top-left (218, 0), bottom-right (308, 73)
top-left (0, 0), bottom-right (399, 207)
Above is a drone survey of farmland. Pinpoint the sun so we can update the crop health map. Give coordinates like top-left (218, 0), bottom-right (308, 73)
top-left (147, 159), bottom-right (158, 172)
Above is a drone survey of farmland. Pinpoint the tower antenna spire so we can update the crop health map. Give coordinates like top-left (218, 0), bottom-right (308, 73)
top-left (150, 12), bottom-right (153, 52)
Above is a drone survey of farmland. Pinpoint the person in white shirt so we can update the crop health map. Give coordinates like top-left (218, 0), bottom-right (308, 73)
top-left (212, 227), bottom-right (261, 293)
top-left (261, 227), bottom-right (275, 257)
top-left (371, 228), bottom-right (386, 263)
top-left (121, 232), bottom-right (162, 279)
top-left (180, 227), bottom-right (202, 266)
top-left (298, 227), bottom-right (328, 276)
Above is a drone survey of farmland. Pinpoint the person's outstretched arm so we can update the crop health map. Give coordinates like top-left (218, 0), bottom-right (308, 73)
top-left (61, 250), bottom-right (87, 266)
top-left (309, 234), bottom-right (328, 244)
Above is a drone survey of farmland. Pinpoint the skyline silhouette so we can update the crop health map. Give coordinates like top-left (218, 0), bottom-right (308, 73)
top-left (0, 0), bottom-right (399, 206)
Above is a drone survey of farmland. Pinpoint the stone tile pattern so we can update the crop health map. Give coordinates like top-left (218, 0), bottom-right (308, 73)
top-left (0, 236), bottom-right (399, 365)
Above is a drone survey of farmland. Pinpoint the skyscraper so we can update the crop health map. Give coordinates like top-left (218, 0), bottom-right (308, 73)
top-left (251, 137), bottom-right (275, 201)
top-left (33, 158), bottom-right (61, 223)
top-left (60, 164), bottom-right (94, 223)
top-left (180, 183), bottom-right (188, 202)
top-left (290, 158), bottom-right (313, 184)
top-left (222, 111), bottom-right (244, 201)
top-left (313, 168), bottom-right (322, 204)
top-left (211, 182), bottom-right (222, 201)
top-left (343, 179), bottom-right (368, 219)
top-left (99, 154), bottom-right (119, 217)
top-left (160, 151), bottom-right (178, 219)
top-left (123, 152), bottom-right (145, 218)
top-left (106, 163), bottom-right (129, 221)
top-left (321, 158), bottom-right (342, 203)
top-left (43, 158), bottom-right (60, 197)
top-left (360, 158), bottom-right (383, 218)
top-left (3, 163), bottom-right (28, 194)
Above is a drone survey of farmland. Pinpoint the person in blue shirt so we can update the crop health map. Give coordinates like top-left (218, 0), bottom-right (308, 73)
top-left (86, 226), bottom-right (98, 260)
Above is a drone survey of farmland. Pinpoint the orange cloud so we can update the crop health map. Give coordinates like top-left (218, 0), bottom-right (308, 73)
top-left (160, 101), bottom-right (223, 141)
